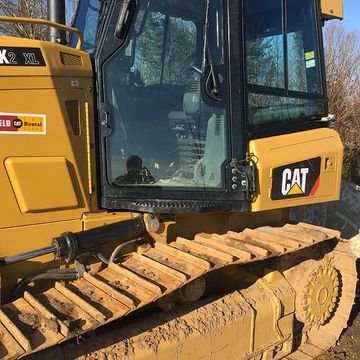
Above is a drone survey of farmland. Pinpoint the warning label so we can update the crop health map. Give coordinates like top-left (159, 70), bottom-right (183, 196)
top-left (0, 113), bottom-right (46, 135)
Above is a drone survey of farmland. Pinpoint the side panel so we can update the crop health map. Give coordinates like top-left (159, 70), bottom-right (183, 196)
top-left (5, 157), bottom-right (80, 214)
top-left (0, 38), bottom-right (99, 301)
top-left (0, 87), bottom-right (90, 227)
top-left (250, 128), bottom-right (343, 212)
top-left (0, 38), bottom-right (98, 232)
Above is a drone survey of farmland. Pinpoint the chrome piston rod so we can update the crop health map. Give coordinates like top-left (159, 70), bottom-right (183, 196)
top-left (1, 246), bottom-right (57, 266)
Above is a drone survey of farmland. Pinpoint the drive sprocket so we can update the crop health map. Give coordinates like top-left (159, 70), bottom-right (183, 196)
top-left (302, 265), bottom-right (340, 326)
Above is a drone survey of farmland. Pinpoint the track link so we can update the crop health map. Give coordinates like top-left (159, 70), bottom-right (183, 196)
top-left (0, 223), bottom-right (341, 359)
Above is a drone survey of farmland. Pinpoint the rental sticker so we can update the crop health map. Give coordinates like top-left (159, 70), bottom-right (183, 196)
top-left (0, 113), bottom-right (46, 135)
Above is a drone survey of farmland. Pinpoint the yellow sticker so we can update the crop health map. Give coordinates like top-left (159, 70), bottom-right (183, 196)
top-left (305, 51), bottom-right (315, 60)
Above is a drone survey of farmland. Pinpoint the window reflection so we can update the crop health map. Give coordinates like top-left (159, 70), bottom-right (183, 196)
top-left (248, 94), bottom-right (325, 125)
top-left (287, 0), bottom-right (321, 93)
top-left (245, 0), bottom-right (325, 127)
top-left (245, 0), bottom-right (284, 89)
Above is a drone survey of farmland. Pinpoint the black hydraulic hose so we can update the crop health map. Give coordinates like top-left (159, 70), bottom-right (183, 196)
top-left (110, 238), bottom-right (140, 263)
top-left (34, 268), bottom-right (78, 274)
top-left (96, 252), bottom-right (110, 265)
top-left (53, 217), bottom-right (145, 262)
top-left (12, 268), bottom-right (79, 300)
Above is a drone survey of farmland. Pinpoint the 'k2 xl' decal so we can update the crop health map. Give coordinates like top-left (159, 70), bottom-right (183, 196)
top-left (0, 47), bottom-right (45, 66)
top-left (271, 157), bottom-right (321, 200)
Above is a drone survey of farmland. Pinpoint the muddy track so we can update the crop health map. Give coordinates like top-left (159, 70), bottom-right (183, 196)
top-left (0, 222), bottom-right (341, 359)
top-left (293, 182), bottom-right (360, 359)
top-left (27, 182), bottom-right (360, 360)
top-left (62, 182), bottom-right (360, 360)
top-left (28, 242), bottom-right (356, 360)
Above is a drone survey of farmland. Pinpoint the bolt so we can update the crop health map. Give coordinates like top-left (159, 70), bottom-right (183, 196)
top-left (232, 184), bottom-right (238, 190)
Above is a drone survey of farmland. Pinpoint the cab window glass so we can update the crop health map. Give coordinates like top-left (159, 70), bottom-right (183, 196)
top-left (245, 0), bottom-right (284, 89)
top-left (103, 0), bottom-right (228, 190)
top-left (131, 12), bottom-right (197, 86)
top-left (245, 0), bottom-right (325, 127)
top-left (287, 0), bottom-right (321, 93)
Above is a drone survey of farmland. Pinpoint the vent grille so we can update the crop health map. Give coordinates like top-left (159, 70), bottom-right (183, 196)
top-left (60, 52), bottom-right (82, 67)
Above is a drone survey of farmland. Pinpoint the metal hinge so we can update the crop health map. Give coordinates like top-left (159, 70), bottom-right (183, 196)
top-left (229, 154), bottom-right (257, 201)
top-left (99, 102), bottom-right (113, 137)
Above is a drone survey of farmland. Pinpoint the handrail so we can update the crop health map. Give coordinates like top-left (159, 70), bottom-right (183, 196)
top-left (0, 16), bottom-right (83, 50)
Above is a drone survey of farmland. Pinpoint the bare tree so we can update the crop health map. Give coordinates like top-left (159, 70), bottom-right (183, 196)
top-left (324, 23), bottom-right (360, 184)
top-left (325, 23), bottom-right (360, 122)
top-left (0, 0), bottom-right (47, 39)
top-left (0, 0), bottom-right (78, 40)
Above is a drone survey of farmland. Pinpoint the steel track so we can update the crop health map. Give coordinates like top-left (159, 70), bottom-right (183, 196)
top-left (0, 223), bottom-right (347, 359)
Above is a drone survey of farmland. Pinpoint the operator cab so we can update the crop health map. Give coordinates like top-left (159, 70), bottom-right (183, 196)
top-left (73, 0), bottom-right (327, 213)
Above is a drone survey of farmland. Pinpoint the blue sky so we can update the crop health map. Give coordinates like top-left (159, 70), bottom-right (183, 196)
top-left (342, 0), bottom-right (360, 30)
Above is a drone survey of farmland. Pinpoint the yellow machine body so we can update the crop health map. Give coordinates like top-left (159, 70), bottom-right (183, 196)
top-left (0, 35), bottom-right (343, 299)
top-left (0, 2), bottom-right (356, 359)
top-left (250, 128), bottom-right (343, 212)
top-left (321, 0), bottom-right (344, 19)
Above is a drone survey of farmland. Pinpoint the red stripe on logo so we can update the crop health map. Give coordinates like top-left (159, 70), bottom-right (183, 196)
top-left (309, 176), bottom-right (320, 196)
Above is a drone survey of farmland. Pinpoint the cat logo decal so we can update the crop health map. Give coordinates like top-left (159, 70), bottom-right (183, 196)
top-left (271, 157), bottom-right (321, 200)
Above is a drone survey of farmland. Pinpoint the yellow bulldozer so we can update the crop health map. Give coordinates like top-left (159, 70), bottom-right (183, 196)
top-left (0, 0), bottom-right (356, 358)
